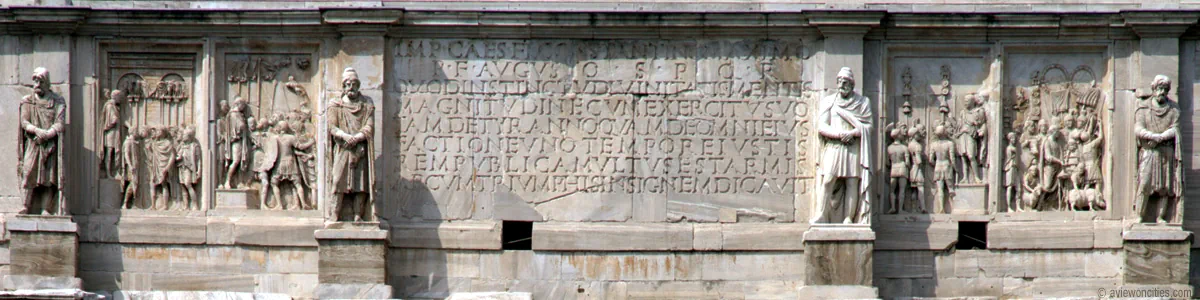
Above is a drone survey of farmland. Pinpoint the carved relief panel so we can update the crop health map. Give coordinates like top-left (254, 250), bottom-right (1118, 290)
top-left (883, 46), bottom-right (996, 215)
top-left (215, 50), bottom-right (318, 212)
top-left (99, 49), bottom-right (202, 212)
top-left (1003, 47), bottom-right (1111, 215)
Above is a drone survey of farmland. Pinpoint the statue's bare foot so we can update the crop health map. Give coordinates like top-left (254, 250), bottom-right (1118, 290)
top-left (842, 217), bottom-right (852, 224)
top-left (887, 207), bottom-right (897, 214)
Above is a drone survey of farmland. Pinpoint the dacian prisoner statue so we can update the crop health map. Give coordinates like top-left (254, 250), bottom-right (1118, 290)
top-left (812, 67), bottom-right (873, 224)
top-left (17, 67), bottom-right (67, 215)
top-left (328, 67), bottom-right (376, 222)
top-left (1135, 75), bottom-right (1183, 224)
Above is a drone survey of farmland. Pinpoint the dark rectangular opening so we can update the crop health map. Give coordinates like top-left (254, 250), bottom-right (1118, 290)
top-left (502, 221), bottom-right (533, 250)
top-left (956, 221), bottom-right (988, 250)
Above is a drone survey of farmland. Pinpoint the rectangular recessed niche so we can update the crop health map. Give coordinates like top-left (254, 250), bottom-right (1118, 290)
top-left (956, 221), bottom-right (988, 250)
top-left (502, 221), bottom-right (533, 250)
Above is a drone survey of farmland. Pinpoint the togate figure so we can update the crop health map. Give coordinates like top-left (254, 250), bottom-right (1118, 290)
top-left (812, 67), bottom-right (873, 224)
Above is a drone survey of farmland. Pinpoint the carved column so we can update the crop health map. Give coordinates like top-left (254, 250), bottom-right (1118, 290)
top-left (1120, 12), bottom-right (1197, 291)
top-left (313, 9), bottom-right (400, 300)
top-left (800, 12), bottom-right (882, 299)
top-left (2, 9), bottom-right (84, 293)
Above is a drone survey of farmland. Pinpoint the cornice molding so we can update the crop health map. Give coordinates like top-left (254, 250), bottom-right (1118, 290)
top-left (805, 10), bottom-right (884, 38)
top-left (1122, 11), bottom-right (1198, 39)
top-left (8, 6), bottom-right (87, 35)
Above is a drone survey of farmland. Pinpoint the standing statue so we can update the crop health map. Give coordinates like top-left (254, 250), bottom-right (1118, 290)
top-left (1135, 75), bottom-right (1182, 223)
top-left (121, 127), bottom-right (143, 209)
top-left (812, 67), bottom-right (873, 224)
top-left (930, 124), bottom-right (956, 214)
top-left (145, 126), bottom-right (175, 210)
top-left (328, 67), bottom-right (376, 222)
top-left (223, 97), bottom-right (250, 188)
top-left (18, 67), bottom-right (67, 215)
top-left (175, 126), bottom-right (202, 210)
top-left (1004, 132), bottom-right (1020, 212)
top-left (956, 93), bottom-right (987, 183)
top-left (101, 90), bottom-right (123, 178)
top-left (886, 123), bottom-right (910, 214)
top-left (906, 119), bottom-right (928, 213)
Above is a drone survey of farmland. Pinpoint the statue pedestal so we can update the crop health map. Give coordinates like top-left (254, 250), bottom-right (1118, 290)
top-left (6, 215), bottom-right (81, 290)
top-left (799, 224), bottom-right (877, 299)
top-left (951, 183), bottom-right (987, 214)
top-left (314, 222), bottom-right (391, 299)
top-left (1123, 224), bottom-right (1192, 285)
top-left (214, 188), bottom-right (260, 210)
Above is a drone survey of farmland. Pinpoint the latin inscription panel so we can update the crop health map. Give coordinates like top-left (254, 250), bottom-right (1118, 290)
top-left (392, 39), bottom-right (812, 221)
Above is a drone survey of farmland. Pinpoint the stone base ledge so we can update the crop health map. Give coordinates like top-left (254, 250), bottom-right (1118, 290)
top-left (314, 283), bottom-right (392, 299)
top-left (76, 214), bottom-right (321, 246)
top-left (0, 275), bottom-right (81, 290)
top-left (447, 292), bottom-right (533, 300)
top-left (315, 229), bottom-right (388, 240)
top-left (1124, 225), bottom-right (1192, 242)
top-left (533, 222), bottom-right (812, 251)
top-left (0, 289), bottom-right (96, 300)
top-left (105, 291), bottom-right (290, 300)
top-left (7, 215), bottom-right (75, 233)
top-left (390, 220), bottom-right (502, 250)
top-left (803, 225), bottom-right (874, 241)
top-left (797, 285), bottom-right (879, 300)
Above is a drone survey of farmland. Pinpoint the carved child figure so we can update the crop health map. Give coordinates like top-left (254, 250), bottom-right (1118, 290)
top-left (886, 123), bottom-right (910, 214)
top-left (1004, 132), bottom-right (1020, 212)
top-left (102, 90), bottom-right (123, 178)
top-left (930, 125), bottom-right (956, 214)
top-left (175, 126), bottom-right (202, 210)
top-left (121, 127), bottom-right (143, 209)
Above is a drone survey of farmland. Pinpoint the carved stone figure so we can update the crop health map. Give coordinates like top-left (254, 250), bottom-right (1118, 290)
top-left (328, 67), bottom-right (377, 222)
top-left (145, 126), bottom-right (175, 210)
top-left (930, 124), bottom-right (955, 214)
top-left (1135, 75), bottom-right (1182, 223)
top-left (1039, 120), bottom-right (1064, 210)
top-left (101, 90), bottom-right (123, 178)
top-left (1004, 132), bottom-right (1020, 212)
top-left (956, 93), bottom-right (987, 183)
top-left (291, 109), bottom-right (318, 208)
top-left (252, 116), bottom-right (277, 209)
top-left (18, 67), bottom-right (67, 215)
top-left (175, 126), bottom-right (201, 210)
top-left (1021, 164), bottom-right (1042, 211)
top-left (272, 121), bottom-right (314, 210)
top-left (906, 119), bottom-right (927, 214)
top-left (813, 67), bottom-right (873, 224)
top-left (121, 128), bottom-right (143, 209)
top-left (1079, 128), bottom-right (1104, 210)
top-left (886, 123), bottom-right (910, 214)
top-left (223, 97), bottom-right (250, 188)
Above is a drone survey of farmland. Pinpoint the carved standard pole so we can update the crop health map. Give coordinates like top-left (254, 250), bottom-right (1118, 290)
top-left (327, 67), bottom-right (376, 223)
top-left (812, 67), bottom-right (873, 225)
top-left (18, 67), bottom-right (67, 216)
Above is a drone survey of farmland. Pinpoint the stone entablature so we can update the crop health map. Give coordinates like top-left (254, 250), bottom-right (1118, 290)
top-left (0, 5), bottom-right (1195, 299)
